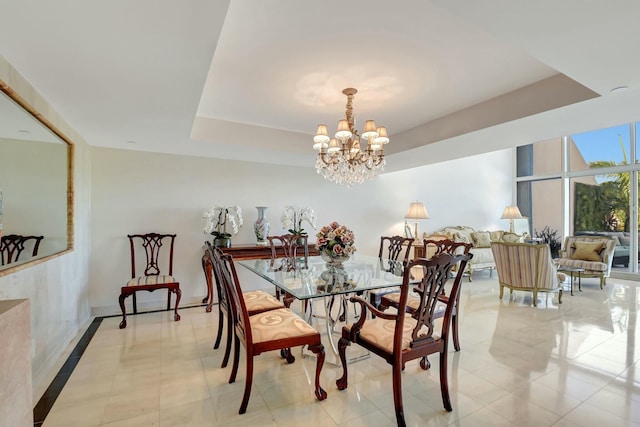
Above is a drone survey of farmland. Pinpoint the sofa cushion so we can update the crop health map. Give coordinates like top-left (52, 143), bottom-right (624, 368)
top-left (619, 235), bottom-right (631, 246)
top-left (471, 231), bottom-right (491, 248)
top-left (490, 231), bottom-right (504, 242)
top-left (571, 241), bottom-right (604, 261)
top-left (470, 247), bottom-right (494, 264)
top-left (501, 232), bottom-right (521, 243)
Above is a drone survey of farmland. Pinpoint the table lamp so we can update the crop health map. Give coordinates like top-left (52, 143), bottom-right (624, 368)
top-left (500, 205), bottom-right (522, 233)
top-left (405, 201), bottom-right (429, 239)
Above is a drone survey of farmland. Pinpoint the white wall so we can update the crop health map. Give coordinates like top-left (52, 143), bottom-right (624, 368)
top-left (90, 146), bottom-right (513, 314)
top-left (0, 57), bottom-right (92, 400)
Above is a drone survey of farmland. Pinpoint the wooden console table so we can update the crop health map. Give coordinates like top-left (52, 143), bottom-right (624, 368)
top-left (201, 243), bottom-right (319, 311)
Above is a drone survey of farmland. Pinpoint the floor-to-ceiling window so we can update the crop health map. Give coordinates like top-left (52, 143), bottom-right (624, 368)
top-left (517, 123), bottom-right (640, 277)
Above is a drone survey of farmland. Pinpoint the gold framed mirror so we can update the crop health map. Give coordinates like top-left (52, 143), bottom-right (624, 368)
top-left (0, 79), bottom-right (74, 275)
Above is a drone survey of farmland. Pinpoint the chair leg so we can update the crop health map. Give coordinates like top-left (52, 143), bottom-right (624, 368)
top-left (173, 288), bottom-right (181, 321)
top-left (308, 343), bottom-right (327, 401)
top-left (229, 332), bottom-right (240, 384)
top-left (221, 313), bottom-right (233, 368)
top-left (392, 361), bottom-right (406, 427)
top-left (452, 311), bottom-right (460, 352)
top-left (420, 356), bottom-right (431, 370)
top-left (336, 337), bottom-right (350, 390)
top-left (166, 289), bottom-right (171, 311)
top-left (439, 350), bottom-right (452, 412)
top-left (118, 293), bottom-right (128, 329)
top-left (239, 354), bottom-right (254, 414)
top-left (213, 308), bottom-right (224, 349)
top-left (132, 292), bottom-right (138, 314)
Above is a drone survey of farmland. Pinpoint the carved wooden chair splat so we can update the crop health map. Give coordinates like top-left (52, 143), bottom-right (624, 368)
top-left (118, 233), bottom-right (181, 329)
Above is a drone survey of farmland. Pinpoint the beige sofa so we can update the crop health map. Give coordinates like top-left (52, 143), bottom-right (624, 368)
top-left (424, 226), bottom-right (526, 281)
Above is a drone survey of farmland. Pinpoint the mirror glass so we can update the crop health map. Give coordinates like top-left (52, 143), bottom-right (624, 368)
top-left (0, 85), bottom-right (73, 272)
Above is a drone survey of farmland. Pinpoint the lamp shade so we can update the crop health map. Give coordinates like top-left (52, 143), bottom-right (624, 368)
top-left (500, 205), bottom-right (523, 220)
top-left (405, 202), bottom-right (430, 219)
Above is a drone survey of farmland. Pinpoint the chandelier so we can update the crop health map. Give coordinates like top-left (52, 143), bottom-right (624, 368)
top-left (312, 88), bottom-right (389, 186)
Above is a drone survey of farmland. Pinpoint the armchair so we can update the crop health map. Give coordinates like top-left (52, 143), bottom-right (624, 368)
top-left (555, 235), bottom-right (616, 289)
top-left (336, 253), bottom-right (472, 427)
top-left (491, 242), bottom-right (564, 307)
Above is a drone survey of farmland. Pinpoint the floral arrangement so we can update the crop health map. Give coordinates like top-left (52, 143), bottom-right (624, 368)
top-left (202, 205), bottom-right (243, 238)
top-left (281, 205), bottom-right (316, 236)
top-left (316, 222), bottom-right (357, 257)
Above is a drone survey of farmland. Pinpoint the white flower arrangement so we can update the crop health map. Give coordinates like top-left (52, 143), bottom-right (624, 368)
top-left (202, 205), bottom-right (243, 238)
top-left (281, 205), bottom-right (316, 236)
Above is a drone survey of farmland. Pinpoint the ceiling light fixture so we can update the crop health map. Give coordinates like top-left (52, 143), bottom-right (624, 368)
top-left (312, 88), bottom-right (389, 186)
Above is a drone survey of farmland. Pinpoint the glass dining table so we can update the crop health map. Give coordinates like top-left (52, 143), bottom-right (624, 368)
top-left (237, 254), bottom-right (413, 363)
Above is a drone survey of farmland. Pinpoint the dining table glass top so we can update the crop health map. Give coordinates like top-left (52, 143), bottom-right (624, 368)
top-left (237, 254), bottom-right (409, 300)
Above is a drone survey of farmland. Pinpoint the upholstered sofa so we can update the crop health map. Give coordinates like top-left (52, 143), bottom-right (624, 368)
top-left (555, 235), bottom-right (616, 289)
top-left (424, 226), bottom-right (527, 281)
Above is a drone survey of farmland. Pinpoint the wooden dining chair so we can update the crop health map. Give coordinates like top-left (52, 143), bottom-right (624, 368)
top-left (217, 251), bottom-right (327, 414)
top-left (336, 252), bottom-right (472, 427)
top-left (379, 238), bottom-right (473, 355)
top-left (368, 235), bottom-right (415, 309)
top-left (0, 234), bottom-right (44, 265)
top-left (118, 233), bottom-right (181, 329)
top-left (205, 243), bottom-right (285, 368)
top-left (267, 234), bottom-right (309, 301)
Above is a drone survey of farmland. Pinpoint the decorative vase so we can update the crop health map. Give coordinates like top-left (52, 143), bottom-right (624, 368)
top-left (320, 249), bottom-right (350, 267)
top-left (254, 206), bottom-right (270, 246)
top-left (213, 236), bottom-right (231, 248)
top-left (320, 250), bottom-right (350, 292)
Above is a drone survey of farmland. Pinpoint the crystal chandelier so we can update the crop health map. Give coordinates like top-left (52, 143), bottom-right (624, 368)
top-left (312, 88), bottom-right (389, 186)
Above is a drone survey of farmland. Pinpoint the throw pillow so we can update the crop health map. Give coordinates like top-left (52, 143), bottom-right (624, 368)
top-left (470, 231), bottom-right (491, 248)
top-left (501, 232), bottom-right (521, 243)
top-left (423, 232), bottom-right (451, 242)
top-left (619, 235), bottom-right (631, 246)
top-left (570, 241), bottom-right (604, 262)
top-left (452, 231), bottom-right (472, 244)
top-left (489, 230), bottom-right (504, 242)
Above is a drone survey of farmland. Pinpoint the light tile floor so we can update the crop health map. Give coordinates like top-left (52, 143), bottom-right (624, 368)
top-left (41, 274), bottom-right (640, 426)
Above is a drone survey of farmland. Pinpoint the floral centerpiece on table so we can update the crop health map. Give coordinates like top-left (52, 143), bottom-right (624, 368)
top-left (281, 205), bottom-right (316, 237)
top-left (316, 222), bottom-right (357, 261)
top-left (202, 206), bottom-right (243, 246)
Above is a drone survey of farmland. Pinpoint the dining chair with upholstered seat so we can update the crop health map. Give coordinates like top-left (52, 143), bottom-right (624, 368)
top-left (379, 238), bottom-right (472, 355)
top-left (267, 234), bottom-right (309, 303)
top-left (0, 234), bottom-right (44, 265)
top-left (368, 235), bottom-right (415, 308)
top-left (204, 243), bottom-right (285, 368)
top-left (336, 252), bottom-right (472, 427)
top-left (118, 233), bottom-right (181, 329)
top-left (217, 251), bottom-right (327, 414)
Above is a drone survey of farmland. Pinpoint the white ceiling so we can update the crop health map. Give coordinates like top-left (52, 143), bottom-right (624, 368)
top-left (2, 0), bottom-right (640, 173)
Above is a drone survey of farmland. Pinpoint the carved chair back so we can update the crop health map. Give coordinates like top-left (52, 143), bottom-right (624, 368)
top-left (378, 235), bottom-right (414, 273)
top-left (207, 243), bottom-right (231, 322)
top-left (128, 233), bottom-right (175, 278)
top-left (423, 238), bottom-right (472, 259)
top-left (267, 234), bottom-right (309, 271)
top-left (0, 234), bottom-right (44, 265)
